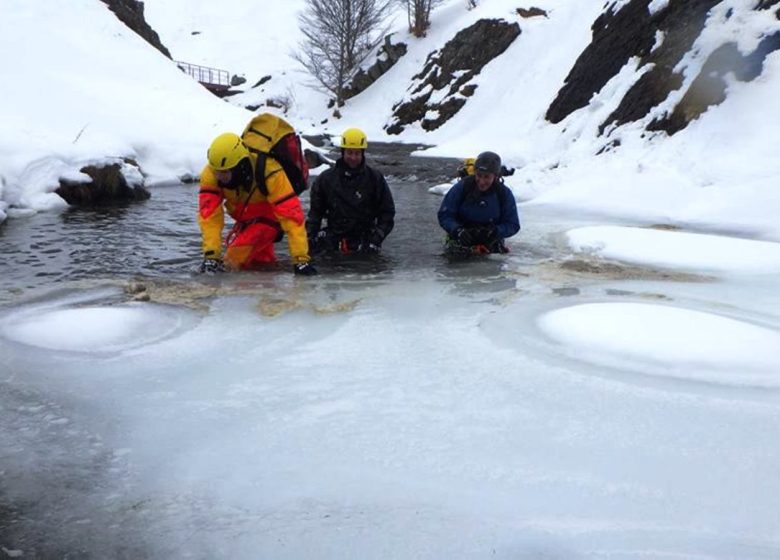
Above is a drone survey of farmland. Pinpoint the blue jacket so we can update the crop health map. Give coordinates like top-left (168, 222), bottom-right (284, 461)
top-left (437, 176), bottom-right (520, 239)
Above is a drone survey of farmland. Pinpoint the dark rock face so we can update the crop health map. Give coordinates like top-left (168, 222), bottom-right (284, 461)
top-left (385, 19), bottom-right (520, 135)
top-left (342, 36), bottom-right (408, 100)
top-left (547, 0), bottom-right (780, 136)
top-left (100, 0), bottom-right (171, 58)
top-left (650, 31), bottom-right (780, 133)
top-left (601, 0), bottom-right (721, 133)
top-left (545, 0), bottom-right (657, 124)
top-left (56, 162), bottom-right (150, 206)
top-left (252, 75), bottom-right (272, 88)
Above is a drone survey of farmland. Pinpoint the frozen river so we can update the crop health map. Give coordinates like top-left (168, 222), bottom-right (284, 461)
top-left (1, 146), bottom-right (779, 559)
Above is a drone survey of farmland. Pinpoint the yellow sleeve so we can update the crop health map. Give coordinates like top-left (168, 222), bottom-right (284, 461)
top-left (264, 161), bottom-right (310, 263)
top-left (198, 165), bottom-right (225, 258)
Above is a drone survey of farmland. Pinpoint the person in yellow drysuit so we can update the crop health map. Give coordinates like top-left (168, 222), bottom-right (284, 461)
top-left (198, 132), bottom-right (317, 275)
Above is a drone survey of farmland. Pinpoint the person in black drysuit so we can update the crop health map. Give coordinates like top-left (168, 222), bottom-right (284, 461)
top-left (306, 127), bottom-right (395, 254)
top-left (438, 151), bottom-right (520, 255)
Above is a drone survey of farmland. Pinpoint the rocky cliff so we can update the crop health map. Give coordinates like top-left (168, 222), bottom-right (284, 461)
top-left (100, 0), bottom-right (171, 59)
top-left (547, 0), bottom-right (780, 135)
top-left (385, 19), bottom-right (521, 135)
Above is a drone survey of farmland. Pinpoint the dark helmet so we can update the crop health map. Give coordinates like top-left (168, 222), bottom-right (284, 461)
top-left (474, 151), bottom-right (502, 176)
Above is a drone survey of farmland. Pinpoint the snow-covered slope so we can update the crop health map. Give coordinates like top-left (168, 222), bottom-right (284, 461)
top-left (0, 0), bottom-right (252, 220)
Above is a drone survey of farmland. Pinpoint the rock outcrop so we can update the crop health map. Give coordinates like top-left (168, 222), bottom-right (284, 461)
top-left (649, 30), bottom-right (780, 134)
top-left (342, 36), bottom-right (408, 100)
top-left (100, 0), bottom-right (171, 59)
top-left (547, 0), bottom-right (780, 135)
top-left (385, 19), bottom-right (520, 135)
top-left (516, 7), bottom-right (548, 18)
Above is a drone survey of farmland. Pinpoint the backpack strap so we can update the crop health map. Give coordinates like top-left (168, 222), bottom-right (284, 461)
top-left (496, 177), bottom-right (506, 216)
top-left (253, 152), bottom-right (269, 196)
top-left (459, 175), bottom-right (476, 207)
top-left (247, 126), bottom-right (273, 143)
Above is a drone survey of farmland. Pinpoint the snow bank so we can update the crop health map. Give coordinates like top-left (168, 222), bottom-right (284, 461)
top-left (538, 302), bottom-right (780, 386)
top-left (565, 226), bottom-right (780, 275)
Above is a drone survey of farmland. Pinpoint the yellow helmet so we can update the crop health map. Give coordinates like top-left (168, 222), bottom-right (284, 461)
top-left (207, 132), bottom-right (249, 170)
top-left (463, 157), bottom-right (476, 176)
top-left (340, 128), bottom-right (368, 150)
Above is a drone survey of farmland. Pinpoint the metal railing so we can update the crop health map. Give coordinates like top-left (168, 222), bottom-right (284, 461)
top-left (176, 61), bottom-right (230, 88)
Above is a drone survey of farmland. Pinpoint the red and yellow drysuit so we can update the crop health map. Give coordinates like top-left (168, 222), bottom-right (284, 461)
top-left (198, 155), bottom-right (310, 269)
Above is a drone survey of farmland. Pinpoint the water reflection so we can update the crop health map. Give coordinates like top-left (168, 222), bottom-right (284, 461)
top-left (0, 185), bottom-right (201, 302)
top-left (311, 251), bottom-right (394, 276)
top-left (60, 203), bottom-right (133, 224)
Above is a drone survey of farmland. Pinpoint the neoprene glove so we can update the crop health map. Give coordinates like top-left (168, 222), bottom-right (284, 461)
top-left (200, 258), bottom-right (225, 274)
top-left (369, 228), bottom-right (384, 246)
top-left (293, 262), bottom-right (318, 276)
top-left (475, 225), bottom-right (498, 244)
top-left (456, 227), bottom-right (474, 246)
top-left (308, 231), bottom-right (332, 254)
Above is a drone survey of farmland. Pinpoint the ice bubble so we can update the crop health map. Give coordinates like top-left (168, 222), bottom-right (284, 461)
top-left (538, 302), bottom-right (780, 385)
top-left (1, 302), bottom-right (192, 353)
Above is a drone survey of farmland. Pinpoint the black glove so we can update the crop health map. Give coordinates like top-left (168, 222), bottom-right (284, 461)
top-left (308, 231), bottom-right (332, 254)
top-left (455, 227), bottom-right (474, 246)
top-left (474, 225), bottom-right (498, 245)
top-left (200, 257), bottom-right (225, 274)
top-left (353, 229), bottom-right (381, 254)
top-left (293, 262), bottom-right (318, 276)
top-left (368, 228), bottom-right (384, 246)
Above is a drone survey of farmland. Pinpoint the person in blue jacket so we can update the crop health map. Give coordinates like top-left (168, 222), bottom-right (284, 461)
top-left (437, 151), bottom-right (520, 255)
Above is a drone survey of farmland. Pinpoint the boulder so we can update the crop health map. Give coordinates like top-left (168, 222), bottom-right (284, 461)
top-left (56, 161), bottom-right (150, 206)
top-left (516, 7), bottom-right (547, 18)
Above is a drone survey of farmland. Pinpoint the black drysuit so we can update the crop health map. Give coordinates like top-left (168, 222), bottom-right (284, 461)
top-left (306, 158), bottom-right (395, 252)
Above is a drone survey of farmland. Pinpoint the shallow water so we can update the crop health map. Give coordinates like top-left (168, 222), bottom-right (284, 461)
top-left (0, 148), bottom-right (474, 299)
